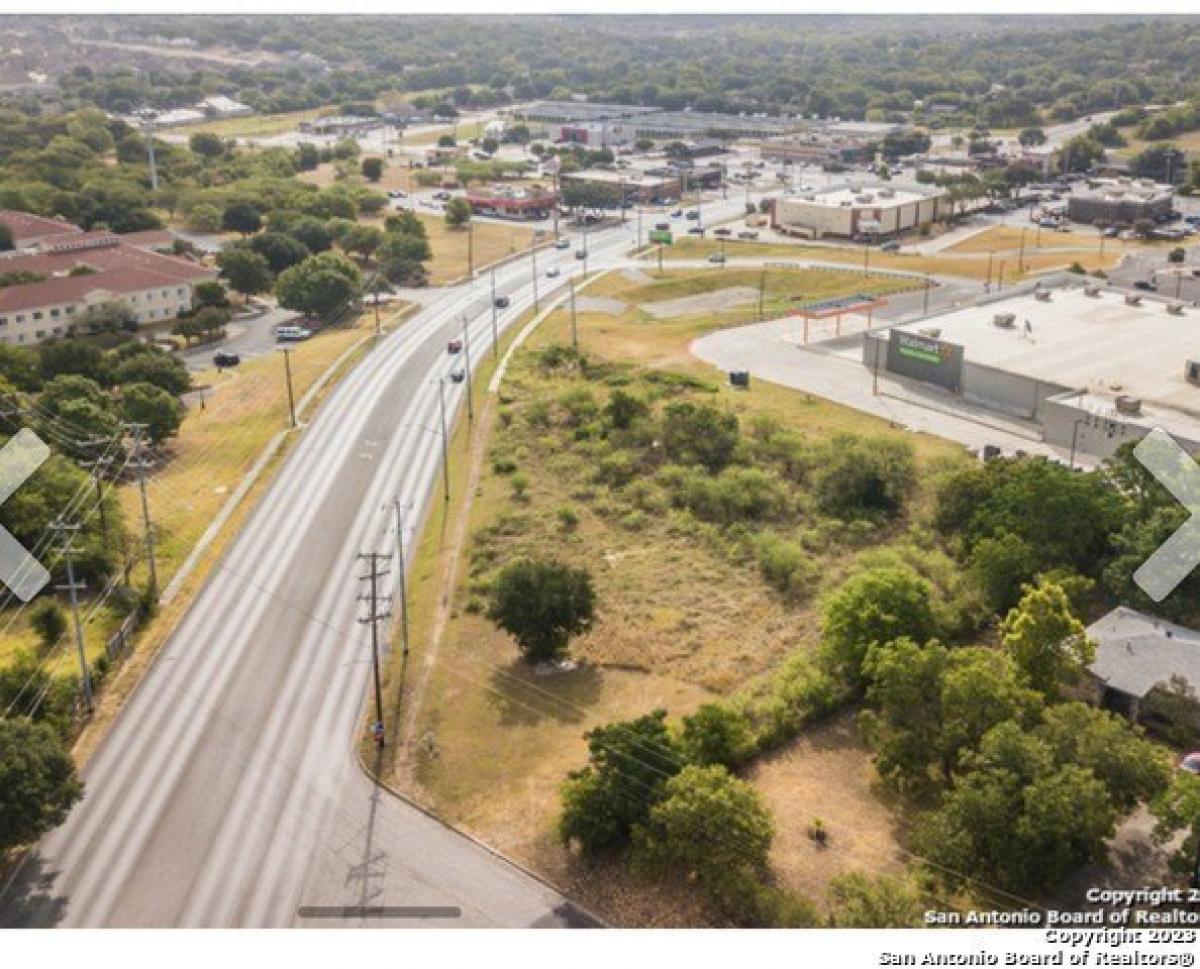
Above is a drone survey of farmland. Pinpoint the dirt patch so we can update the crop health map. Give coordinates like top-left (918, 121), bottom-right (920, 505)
top-left (642, 286), bottom-right (760, 320)
top-left (747, 712), bottom-right (904, 907)
top-left (574, 296), bottom-right (628, 315)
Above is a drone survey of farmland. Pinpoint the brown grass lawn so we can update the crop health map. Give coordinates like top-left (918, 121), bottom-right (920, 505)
top-left (385, 267), bottom-right (965, 925)
top-left (652, 234), bottom-right (1127, 281)
top-left (748, 712), bottom-right (905, 909)
top-left (420, 215), bottom-right (536, 284)
top-left (164, 108), bottom-right (329, 141)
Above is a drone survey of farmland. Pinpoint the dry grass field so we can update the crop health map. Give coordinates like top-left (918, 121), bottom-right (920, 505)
top-left (383, 266), bottom-right (965, 924)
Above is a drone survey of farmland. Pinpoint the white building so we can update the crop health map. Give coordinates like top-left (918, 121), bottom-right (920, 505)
top-left (771, 182), bottom-right (948, 239)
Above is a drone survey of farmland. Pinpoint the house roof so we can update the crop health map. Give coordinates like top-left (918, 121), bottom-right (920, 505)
top-left (0, 263), bottom-right (213, 315)
top-left (0, 209), bottom-right (80, 246)
top-left (1086, 606), bottom-right (1200, 699)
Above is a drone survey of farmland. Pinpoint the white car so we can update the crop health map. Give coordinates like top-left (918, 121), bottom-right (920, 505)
top-left (546, 267), bottom-right (561, 278)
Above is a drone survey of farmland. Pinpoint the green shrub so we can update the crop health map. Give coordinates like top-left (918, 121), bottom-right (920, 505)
top-left (556, 505), bottom-right (580, 530)
top-left (755, 534), bottom-right (820, 602)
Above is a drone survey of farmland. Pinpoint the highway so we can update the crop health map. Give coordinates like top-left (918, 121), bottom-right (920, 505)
top-left (0, 217), bottom-right (655, 928)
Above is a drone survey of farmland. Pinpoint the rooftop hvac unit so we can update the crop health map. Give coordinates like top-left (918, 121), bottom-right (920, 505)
top-left (854, 194), bottom-right (872, 204)
top-left (878, 188), bottom-right (895, 199)
top-left (1083, 284), bottom-right (1102, 297)
top-left (1115, 395), bottom-right (1143, 416)
top-left (1034, 289), bottom-right (1052, 302)
top-left (993, 312), bottom-right (1017, 328)
top-left (918, 327), bottom-right (942, 338)
top-left (1167, 301), bottom-right (1185, 315)
top-left (1125, 293), bottom-right (1143, 306)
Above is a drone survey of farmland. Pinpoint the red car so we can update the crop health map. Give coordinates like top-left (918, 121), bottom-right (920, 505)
top-left (447, 339), bottom-right (463, 354)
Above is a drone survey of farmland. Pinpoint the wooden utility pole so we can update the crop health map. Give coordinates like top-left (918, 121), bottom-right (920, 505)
top-left (356, 551), bottom-right (392, 748)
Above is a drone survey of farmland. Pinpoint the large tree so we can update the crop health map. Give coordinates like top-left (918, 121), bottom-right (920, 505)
top-left (275, 250), bottom-right (363, 319)
top-left (633, 764), bottom-right (774, 894)
top-left (217, 246), bottom-right (272, 298)
top-left (821, 566), bottom-right (936, 688)
top-left (1001, 579), bottom-right (1094, 698)
top-left (487, 557), bottom-right (595, 662)
top-left (0, 718), bottom-right (83, 852)
top-left (559, 710), bottom-right (684, 855)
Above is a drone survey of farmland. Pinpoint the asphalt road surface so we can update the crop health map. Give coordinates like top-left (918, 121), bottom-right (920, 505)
top-left (0, 221), bottom-right (655, 929)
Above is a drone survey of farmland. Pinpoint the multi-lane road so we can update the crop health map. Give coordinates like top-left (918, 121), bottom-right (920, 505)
top-left (0, 192), bottom-right (755, 928)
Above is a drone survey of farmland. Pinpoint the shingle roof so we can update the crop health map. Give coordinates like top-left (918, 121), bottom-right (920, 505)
top-left (1086, 606), bottom-right (1200, 699)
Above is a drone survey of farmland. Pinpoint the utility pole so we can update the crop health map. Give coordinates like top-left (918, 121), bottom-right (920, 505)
top-left (78, 447), bottom-right (114, 547)
top-left (1018, 228), bottom-right (1027, 274)
top-left (436, 377), bottom-right (450, 502)
top-left (461, 313), bottom-right (474, 423)
top-left (467, 220), bottom-right (475, 279)
top-left (390, 499), bottom-right (411, 658)
top-left (126, 423), bottom-right (158, 596)
top-left (923, 274), bottom-right (932, 315)
top-left (985, 252), bottom-right (994, 292)
top-left (51, 519), bottom-right (92, 714)
top-left (582, 221), bottom-right (589, 276)
top-left (657, 244), bottom-right (664, 274)
top-left (637, 205), bottom-right (643, 249)
top-left (279, 348), bottom-right (297, 429)
top-left (356, 551), bottom-right (392, 748)
top-left (569, 275), bottom-right (578, 351)
top-left (758, 267), bottom-right (767, 322)
top-left (489, 269), bottom-right (499, 360)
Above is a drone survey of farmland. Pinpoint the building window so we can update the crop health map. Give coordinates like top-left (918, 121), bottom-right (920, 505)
top-left (32, 311), bottom-right (43, 320)
top-left (15, 315), bottom-right (24, 324)
top-left (35, 330), bottom-right (44, 339)
top-left (50, 308), bottom-right (60, 318)
top-left (66, 305), bottom-right (75, 314)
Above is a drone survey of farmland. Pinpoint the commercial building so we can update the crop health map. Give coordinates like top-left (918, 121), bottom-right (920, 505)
top-left (465, 186), bottom-right (557, 220)
top-left (552, 120), bottom-right (634, 148)
top-left (518, 101), bottom-right (658, 125)
top-left (861, 278), bottom-right (1200, 460)
top-left (1067, 178), bottom-right (1174, 226)
top-left (517, 102), bottom-right (800, 142)
top-left (0, 208), bottom-right (78, 248)
top-left (298, 115), bottom-right (380, 137)
top-left (771, 182), bottom-right (948, 239)
top-left (0, 214), bottom-right (215, 345)
top-left (560, 170), bottom-right (683, 206)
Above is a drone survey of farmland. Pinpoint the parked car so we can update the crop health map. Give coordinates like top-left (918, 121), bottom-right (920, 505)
top-left (880, 240), bottom-right (901, 252)
top-left (670, 209), bottom-right (683, 217)
top-left (707, 253), bottom-right (726, 264)
top-left (713, 227), bottom-right (732, 237)
top-left (737, 230), bottom-right (759, 240)
top-left (494, 295), bottom-right (511, 308)
top-left (276, 325), bottom-right (313, 342)
top-left (685, 210), bottom-right (700, 220)
top-left (687, 227), bottom-right (705, 235)
top-left (554, 238), bottom-right (570, 249)
top-left (575, 249), bottom-right (587, 260)
top-left (654, 222), bottom-right (670, 231)
top-left (387, 190), bottom-right (406, 199)
top-left (447, 339), bottom-right (464, 354)
top-left (1133, 280), bottom-right (1157, 292)
top-left (213, 351), bottom-right (241, 368)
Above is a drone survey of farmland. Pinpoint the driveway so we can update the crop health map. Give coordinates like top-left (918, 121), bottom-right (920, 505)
top-left (178, 304), bottom-right (302, 372)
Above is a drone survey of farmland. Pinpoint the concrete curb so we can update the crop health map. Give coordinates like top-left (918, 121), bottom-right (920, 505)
top-left (354, 745), bottom-right (607, 928)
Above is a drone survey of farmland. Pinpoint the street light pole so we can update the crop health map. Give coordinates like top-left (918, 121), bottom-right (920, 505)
top-left (569, 275), bottom-right (578, 351)
top-left (461, 313), bottom-right (474, 423)
top-left (436, 377), bottom-right (450, 502)
top-left (490, 269), bottom-right (499, 360)
top-left (531, 240), bottom-right (540, 315)
top-left (391, 498), bottom-right (411, 658)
